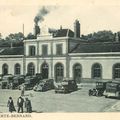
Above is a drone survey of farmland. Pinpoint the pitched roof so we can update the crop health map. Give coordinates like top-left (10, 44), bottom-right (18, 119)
top-left (53, 29), bottom-right (74, 37)
top-left (0, 47), bottom-right (24, 55)
top-left (70, 42), bottom-right (120, 53)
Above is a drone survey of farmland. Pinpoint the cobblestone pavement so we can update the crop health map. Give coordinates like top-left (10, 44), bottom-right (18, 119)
top-left (0, 85), bottom-right (119, 113)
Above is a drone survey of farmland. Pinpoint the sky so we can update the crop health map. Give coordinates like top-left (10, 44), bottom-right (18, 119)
top-left (1, 0), bottom-right (120, 38)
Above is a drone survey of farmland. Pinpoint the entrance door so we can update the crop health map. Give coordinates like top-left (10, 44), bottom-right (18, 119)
top-left (73, 64), bottom-right (81, 84)
top-left (27, 62), bottom-right (35, 76)
top-left (2, 64), bottom-right (8, 75)
top-left (55, 63), bottom-right (64, 82)
top-left (41, 63), bottom-right (49, 79)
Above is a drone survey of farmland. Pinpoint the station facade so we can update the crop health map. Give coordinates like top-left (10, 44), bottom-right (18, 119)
top-left (0, 20), bottom-right (120, 83)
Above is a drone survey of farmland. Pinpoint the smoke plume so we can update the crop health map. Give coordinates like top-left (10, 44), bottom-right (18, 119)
top-left (34, 6), bottom-right (50, 24)
top-left (48, 28), bottom-right (57, 33)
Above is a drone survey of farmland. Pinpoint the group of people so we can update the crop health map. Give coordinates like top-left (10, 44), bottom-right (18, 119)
top-left (89, 88), bottom-right (98, 96)
top-left (7, 96), bottom-right (32, 113)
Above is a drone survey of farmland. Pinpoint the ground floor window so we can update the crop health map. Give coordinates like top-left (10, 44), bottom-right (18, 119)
top-left (113, 63), bottom-right (120, 79)
top-left (73, 63), bottom-right (82, 83)
top-left (14, 63), bottom-right (21, 75)
top-left (27, 63), bottom-right (35, 76)
top-left (2, 63), bottom-right (8, 75)
top-left (41, 62), bottom-right (49, 79)
top-left (92, 63), bottom-right (102, 79)
top-left (55, 63), bottom-right (64, 82)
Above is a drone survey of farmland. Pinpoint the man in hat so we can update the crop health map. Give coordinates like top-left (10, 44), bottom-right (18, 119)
top-left (17, 96), bottom-right (24, 113)
top-left (25, 97), bottom-right (32, 113)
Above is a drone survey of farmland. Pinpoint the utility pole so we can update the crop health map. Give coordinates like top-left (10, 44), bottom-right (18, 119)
top-left (23, 24), bottom-right (24, 37)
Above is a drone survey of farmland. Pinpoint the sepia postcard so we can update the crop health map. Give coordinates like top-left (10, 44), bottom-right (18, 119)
top-left (0, 0), bottom-right (120, 120)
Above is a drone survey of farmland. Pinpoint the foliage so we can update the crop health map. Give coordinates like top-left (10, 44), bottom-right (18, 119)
top-left (0, 32), bottom-right (24, 47)
top-left (5, 32), bottom-right (24, 41)
top-left (0, 30), bottom-right (118, 47)
top-left (26, 33), bottom-right (36, 39)
top-left (81, 30), bottom-right (115, 42)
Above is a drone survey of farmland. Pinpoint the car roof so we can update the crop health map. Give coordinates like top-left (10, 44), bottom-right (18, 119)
top-left (96, 80), bottom-right (112, 83)
top-left (111, 80), bottom-right (120, 84)
top-left (3, 75), bottom-right (13, 77)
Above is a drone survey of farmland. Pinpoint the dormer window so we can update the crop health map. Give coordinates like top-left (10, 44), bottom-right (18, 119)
top-left (29, 46), bottom-right (36, 56)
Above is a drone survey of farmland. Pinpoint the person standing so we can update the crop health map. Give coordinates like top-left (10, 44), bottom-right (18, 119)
top-left (7, 97), bottom-right (16, 113)
top-left (25, 98), bottom-right (32, 113)
top-left (17, 96), bottom-right (24, 113)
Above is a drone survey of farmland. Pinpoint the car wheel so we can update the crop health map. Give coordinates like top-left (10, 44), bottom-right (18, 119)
top-left (105, 95), bottom-right (108, 98)
top-left (55, 91), bottom-right (57, 93)
top-left (118, 93), bottom-right (120, 100)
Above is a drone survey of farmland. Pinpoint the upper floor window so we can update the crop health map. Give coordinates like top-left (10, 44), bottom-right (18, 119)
top-left (42, 45), bottom-right (48, 56)
top-left (56, 44), bottom-right (62, 55)
top-left (29, 46), bottom-right (36, 56)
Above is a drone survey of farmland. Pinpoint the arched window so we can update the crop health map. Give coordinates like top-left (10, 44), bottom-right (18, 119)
top-left (14, 63), bottom-right (21, 75)
top-left (73, 63), bottom-right (82, 83)
top-left (41, 62), bottom-right (49, 79)
top-left (55, 63), bottom-right (64, 82)
top-left (2, 64), bottom-right (8, 75)
top-left (92, 63), bottom-right (102, 79)
top-left (27, 63), bottom-right (35, 76)
top-left (113, 63), bottom-right (120, 79)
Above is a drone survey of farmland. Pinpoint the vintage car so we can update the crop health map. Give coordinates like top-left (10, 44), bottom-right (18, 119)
top-left (19, 82), bottom-right (33, 90)
top-left (10, 75), bottom-right (25, 89)
top-left (0, 74), bottom-right (3, 81)
top-left (35, 73), bottom-right (43, 81)
top-left (0, 74), bottom-right (14, 89)
top-left (88, 80), bottom-right (112, 96)
top-left (104, 80), bottom-right (120, 99)
top-left (18, 76), bottom-right (35, 90)
top-left (54, 79), bottom-right (78, 93)
top-left (18, 74), bottom-right (42, 90)
top-left (33, 79), bottom-right (54, 92)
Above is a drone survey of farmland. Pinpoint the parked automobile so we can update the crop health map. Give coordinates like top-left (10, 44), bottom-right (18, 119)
top-left (18, 76), bottom-right (34, 90)
top-left (55, 79), bottom-right (78, 93)
top-left (19, 82), bottom-right (33, 90)
top-left (104, 80), bottom-right (120, 99)
top-left (0, 74), bottom-right (3, 81)
top-left (33, 79), bottom-right (54, 92)
top-left (35, 73), bottom-right (43, 81)
top-left (10, 75), bottom-right (25, 89)
top-left (88, 80), bottom-right (112, 96)
top-left (0, 74), bottom-right (3, 88)
top-left (19, 74), bottom-right (42, 90)
top-left (0, 74), bottom-right (14, 89)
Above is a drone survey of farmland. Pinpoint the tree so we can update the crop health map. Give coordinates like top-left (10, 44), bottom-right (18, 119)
top-left (5, 32), bottom-right (24, 41)
top-left (26, 33), bottom-right (35, 39)
top-left (0, 33), bottom-right (2, 40)
top-left (81, 30), bottom-right (115, 42)
top-left (14, 32), bottom-right (24, 41)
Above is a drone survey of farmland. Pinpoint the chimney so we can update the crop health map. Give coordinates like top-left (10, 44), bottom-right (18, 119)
top-left (34, 23), bottom-right (40, 38)
top-left (60, 25), bottom-right (62, 30)
top-left (74, 19), bottom-right (80, 38)
top-left (115, 32), bottom-right (119, 42)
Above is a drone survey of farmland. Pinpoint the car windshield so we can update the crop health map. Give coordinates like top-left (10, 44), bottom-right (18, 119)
top-left (26, 76), bottom-right (31, 79)
top-left (2, 76), bottom-right (13, 80)
top-left (106, 83), bottom-right (118, 89)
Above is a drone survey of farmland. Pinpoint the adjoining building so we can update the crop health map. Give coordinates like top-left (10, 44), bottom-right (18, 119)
top-left (0, 20), bottom-right (120, 83)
